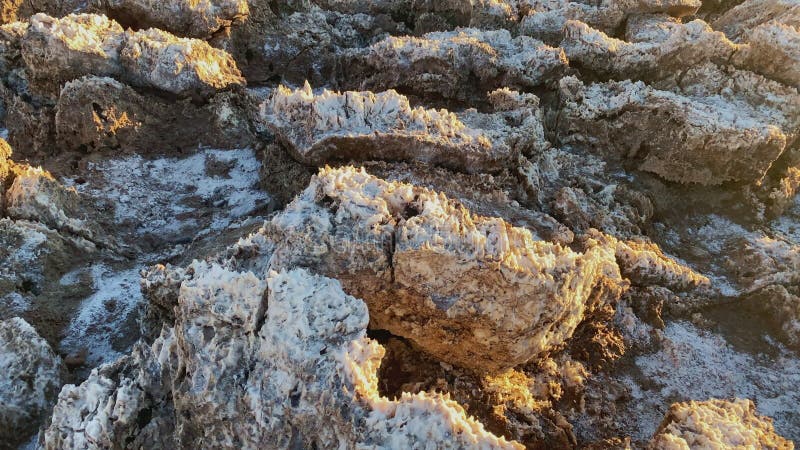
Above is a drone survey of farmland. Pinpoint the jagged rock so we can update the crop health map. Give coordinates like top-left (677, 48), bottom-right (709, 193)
top-left (144, 166), bottom-right (623, 373)
top-left (0, 219), bottom-right (96, 318)
top-left (561, 17), bottom-right (737, 82)
top-left (583, 230), bottom-right (711, 296)
top-left (564, 13), bottom-right (800, 91)
top-left (259, 9), bottom-right (406, 85)
top-left (557, 76), bottom-right (789, 185)
top-left (649, 399), bottom-right (794, 449)
top-left (5, 165), bottom-right (119, 250)
top-left (54, 76), bottom-right (254, 153)
top-left (43, 268), bottom-right (522, 449)
top-left (518, 147), bottom-right (655, 236)
top-left (20, 13), bottom-right (244, 98)
top-left (518, 0), bottom-right (701, 44)
top-left (713, 0), bottom-right (800, 42)
top-left (651, 63), bottom-right (800, 136)
top-left (98, 0), bottom-right (249, 39)
top-left (746, 285), bottom-right (800, 349)
top-left (0, 317), bottom-right (63, 447)
top-left (216, 4), bottom-right (406, 85)
top-left (260, 84), bottom-right (544, 174)
top-left (341, 28), bottom-right (567, 101)
top-left (362, 158), bottom-right (575, 245)
top-left (251, 166), bottom-right (623, 372)
top-left (731, 236), bottom-right (800, 347)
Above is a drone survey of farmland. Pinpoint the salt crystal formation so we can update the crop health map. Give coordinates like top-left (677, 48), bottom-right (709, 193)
top-left (0, 317), bottom-right (62, 445)
top-left (0, 0), bottom-right (798, 448)
top-left (262, 84), bottom-right (543, 174)
top-left (650, 399), bottom-right (794, 449)
top-left (43, 268), bottom-right (521, 449)
top-left (341, 28), bottom-right (568, 101)
top-left (21, 13), bottom-right (244, 97)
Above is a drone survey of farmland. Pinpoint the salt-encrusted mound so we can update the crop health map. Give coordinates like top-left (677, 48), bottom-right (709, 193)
top-left (561, 18), bottom-right (737, 82)
top-left (562, 14), bottom-right (800, 89)
top-left (100, 0), bottom-right (249, 39)
top-left (4, 164), bottom-right (120, 250)
top-left (253, 8), bottom-right (406, 85)
top-left (0, 138), bottom-right (11, 213)
top-left (518, 0), bottom-right (701, 43)
top-left (234, 166), bottom-right (621, 372)
top-left (557, 76), bottom-right (789, 185)
top-left (734, 21), bottom-right (800, 88)
top-left (43, 268), bottom-right (522, 449)
top-left (21, 13), bottom-right (244, 97)
top-left (0, 317), bottom-right (63, 447)
top-left (649, 399), bottom-right (794, 449)
top-left (587, 231), bottom-right (711, 293)
top-left (713, 0), bottom-right (800, 42)
top-left (261, 84), bottom-right (544, 174)
top-left (342, 28), bottom-right (567, 101)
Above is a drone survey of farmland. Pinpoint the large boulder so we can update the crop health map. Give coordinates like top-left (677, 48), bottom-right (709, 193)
top-left (557, 76), bottom-right (790, 185)
top-left (20, 13), bottom-right (244, 98)
top-left (261, 84), bottom-right (545, 174)
top-left (43, 268), bottom-right (522, 449)
top-left (224, 166), bottom-right (623, 372)
top-left (0, 317), bottom-right (63, 447)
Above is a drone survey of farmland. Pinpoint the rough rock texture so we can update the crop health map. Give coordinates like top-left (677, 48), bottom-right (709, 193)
top-left (517, 146), bottom-right (655, 236)
top-left (261, 84), bottom-right (544, 174)
top-left (99, 0), bottom-right (249, 39)
top-left (342, 28), bottom-right (568, 101)
top-left (5, 166), bottom-right (111, 246)
top-left (561, 17), bottom-right (737, 82)
top-left (21, 13), bottom-right (244, 98)
top-left (55, 76), bottom-right (255, 153)
top-left (0, 317), bottom-right (63, 447)
top-left (650, 399), bottom-right (794, 449)
top-left (232, 166), bottom-right (624, 372)
top-left (557, 76), bottom-right (789, 185)
top-left (712, 0), bottom-right (800, 42)
top-left (518, 0), bottom-right (701, 44)
top-left (43, 268), bottom-right (522, 449)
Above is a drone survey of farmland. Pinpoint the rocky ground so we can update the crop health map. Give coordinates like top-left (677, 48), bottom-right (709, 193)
top-left (0, 0), bottom-right (798, 449)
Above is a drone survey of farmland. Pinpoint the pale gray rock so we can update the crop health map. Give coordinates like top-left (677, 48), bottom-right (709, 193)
top-left (561, 17), bottom-right (737, 82)
top-left (256, 166), bottom-right (623, 372)
top-left (43, 268), bottom-right (522, 449)
top-left (557, 76), bottom-right (790, 185)
top-left (518, 0), bottom-right (701, 44)
top-left (341, 28), bottom-right (567, 101)
top-left (0, 317), bottom-right (63, 447)
top-left (5, 165), bottom-right (119, 250)
top-left (713, 0), bottom-right (800, 42)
